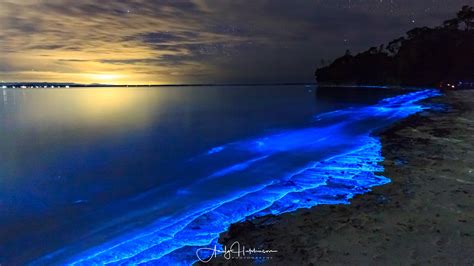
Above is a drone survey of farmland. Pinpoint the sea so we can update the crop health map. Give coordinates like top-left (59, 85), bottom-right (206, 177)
top-left (0, 85), bottom-right (440, 265)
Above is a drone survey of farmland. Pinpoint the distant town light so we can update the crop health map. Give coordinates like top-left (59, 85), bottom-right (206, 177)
top-left (1, 86), bottom-right (6, 89)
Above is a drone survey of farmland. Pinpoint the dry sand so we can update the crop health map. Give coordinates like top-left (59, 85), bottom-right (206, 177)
top-left (198, 90), bottom-right (474, 265)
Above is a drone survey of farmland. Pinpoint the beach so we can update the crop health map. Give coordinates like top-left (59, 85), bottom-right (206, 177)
top-left (199, 90), bottom-right (474, 265)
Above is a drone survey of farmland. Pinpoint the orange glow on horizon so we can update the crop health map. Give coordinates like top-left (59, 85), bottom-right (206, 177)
top-left (86, 73), bottom-right (126, 84)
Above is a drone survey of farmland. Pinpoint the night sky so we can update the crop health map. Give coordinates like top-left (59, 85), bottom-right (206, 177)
top-left (0, 0), bottom-right (470, 84)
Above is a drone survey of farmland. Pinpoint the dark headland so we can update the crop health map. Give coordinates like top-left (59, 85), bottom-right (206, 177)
top-left (197, 6), bottom-right (474, 265)
top-left (316, 6), bottom-right (474, 88)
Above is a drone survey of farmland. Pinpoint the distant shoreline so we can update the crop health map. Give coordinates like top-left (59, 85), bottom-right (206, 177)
top-left (1, 82), bottom-right (317, 88)
top-left (1, 83), bottom-right (440, 90)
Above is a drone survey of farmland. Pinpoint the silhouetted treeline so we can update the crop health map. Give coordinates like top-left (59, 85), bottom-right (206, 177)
top-left (316, 6), bottom-right (474, 86)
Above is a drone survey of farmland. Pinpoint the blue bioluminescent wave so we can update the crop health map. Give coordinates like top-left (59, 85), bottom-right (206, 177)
top-left (33, 89), bottom-right (440, 265)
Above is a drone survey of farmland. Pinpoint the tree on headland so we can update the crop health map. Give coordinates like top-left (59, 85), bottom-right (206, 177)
top-left (443, 18), bottom-right (459, 30)
top-left (386, 37), bottom-right (405, 55)
top-left (315, 5), bottom-right (474, 86)
top-left (457, 5), bottom-right (474, 30)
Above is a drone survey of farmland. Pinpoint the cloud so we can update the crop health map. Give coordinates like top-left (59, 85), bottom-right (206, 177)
top-left (130, 31), bottom-right (200, 44)
top-left (0, 0), bottom-right (470, 84)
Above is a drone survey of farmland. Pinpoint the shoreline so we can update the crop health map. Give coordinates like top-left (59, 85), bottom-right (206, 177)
top-left (198, 90), bottom-right (474, 265)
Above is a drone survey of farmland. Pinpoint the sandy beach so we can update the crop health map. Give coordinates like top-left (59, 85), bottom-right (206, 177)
top-left (199, 90), bottom-right (474, 265)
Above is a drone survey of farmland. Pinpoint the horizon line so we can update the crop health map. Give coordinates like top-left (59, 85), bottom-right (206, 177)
top-left (0, 82), bottom-right (317, 88)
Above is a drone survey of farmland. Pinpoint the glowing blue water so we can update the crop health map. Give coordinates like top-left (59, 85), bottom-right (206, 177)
top-left (24, 89), bottom-right (440, 265)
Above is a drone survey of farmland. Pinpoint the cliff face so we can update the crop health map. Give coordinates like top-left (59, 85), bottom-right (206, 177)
top-left (316, 6), bottom-right (474, 86)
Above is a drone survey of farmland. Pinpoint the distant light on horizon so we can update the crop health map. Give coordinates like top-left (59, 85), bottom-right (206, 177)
top-left (88, 73), bottom-right (126, 83)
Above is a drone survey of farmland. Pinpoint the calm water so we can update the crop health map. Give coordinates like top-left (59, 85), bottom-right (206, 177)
top-left (0, 86), bottom-right (438, 264)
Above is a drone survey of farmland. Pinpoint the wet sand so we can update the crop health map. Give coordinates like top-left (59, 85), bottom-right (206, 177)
top-left (199, 90), bottom-right (474, 265)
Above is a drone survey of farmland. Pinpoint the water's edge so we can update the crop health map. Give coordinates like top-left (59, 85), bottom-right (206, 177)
top-left (192, 89), bottom-right (443, 265)
top-left (198, 90), bottom-right (474, 265)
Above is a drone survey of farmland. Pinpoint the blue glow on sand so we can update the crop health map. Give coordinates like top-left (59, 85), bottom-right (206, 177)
top-left (34, 89), bottom-right (441, 266)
